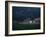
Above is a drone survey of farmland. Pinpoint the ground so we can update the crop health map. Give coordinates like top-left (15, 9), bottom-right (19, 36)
top-left (12, 23), bottom-right (40, 30)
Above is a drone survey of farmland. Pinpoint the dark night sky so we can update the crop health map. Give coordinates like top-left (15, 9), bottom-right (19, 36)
top-left (12, 7), bottom-right (40, 21)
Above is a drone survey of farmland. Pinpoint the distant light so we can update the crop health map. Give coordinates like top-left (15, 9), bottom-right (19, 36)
top-left (29, 21), bottom-right (32, 24)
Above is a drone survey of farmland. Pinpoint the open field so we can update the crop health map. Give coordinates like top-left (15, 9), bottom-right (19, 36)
top-left (12, 23), bottom-right (40, 30)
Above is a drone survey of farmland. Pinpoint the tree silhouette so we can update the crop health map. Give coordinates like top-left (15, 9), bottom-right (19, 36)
top-left (31, 10), bottom-right (34, 24)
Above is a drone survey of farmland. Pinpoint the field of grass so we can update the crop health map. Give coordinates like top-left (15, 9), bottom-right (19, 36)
top-left (12, 23), bottom-right (40, 30)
